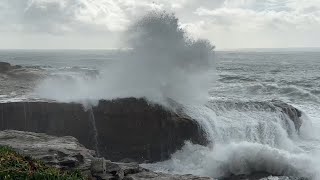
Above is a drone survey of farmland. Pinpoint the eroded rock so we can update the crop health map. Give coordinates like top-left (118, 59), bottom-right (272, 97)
top-left (0, 98), bottom-right (207, 163)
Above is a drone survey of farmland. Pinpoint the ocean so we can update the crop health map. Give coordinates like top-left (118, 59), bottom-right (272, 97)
top-left (0, 49), bottom-right (320, 179)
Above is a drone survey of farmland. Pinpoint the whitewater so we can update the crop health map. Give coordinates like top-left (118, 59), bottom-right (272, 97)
top-left (0, 12), bottom-right (320, 179)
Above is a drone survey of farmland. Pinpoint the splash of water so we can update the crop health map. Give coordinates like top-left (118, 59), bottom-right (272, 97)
top-left (87, 106), bottom-right (100, 157)
top-left (142, 141), bottom-right (320, 179)
top-left (34, 11), bottom-right (215, 107)
top-left (143, 101), bottom-right (320, 179)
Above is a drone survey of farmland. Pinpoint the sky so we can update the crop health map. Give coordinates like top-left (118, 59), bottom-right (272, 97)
top-left (0, 0), bottom-right (320, 50)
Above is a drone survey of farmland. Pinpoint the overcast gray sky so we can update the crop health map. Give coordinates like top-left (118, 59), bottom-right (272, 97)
top-left (0, 0), bottom-right (319, 50)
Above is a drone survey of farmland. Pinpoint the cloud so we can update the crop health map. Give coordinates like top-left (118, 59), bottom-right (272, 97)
top-left (0, 0), bottom-right (194, 34)
top-left (0, 0), bottom-right (320, 49)
top-left (184, 0), bottom-right (320, 48)
top-left (0, 0), bottom-right (128, 33)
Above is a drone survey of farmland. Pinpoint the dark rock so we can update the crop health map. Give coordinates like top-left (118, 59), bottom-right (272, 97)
top-left (0, 62), bottom-right (23, 73)
top-left (0, 62), bottom-right (12, 72)
top-left (0, 98), bottom-right (207, 163)
top-left (94, 98), bottom-right (208, 162)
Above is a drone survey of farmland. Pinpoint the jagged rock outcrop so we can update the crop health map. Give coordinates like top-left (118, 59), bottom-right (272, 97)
top-left (0, 98), bottom-right (207, 163)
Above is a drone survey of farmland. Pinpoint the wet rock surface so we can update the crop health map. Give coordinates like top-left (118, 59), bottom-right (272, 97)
top-left (271, 100), bottom-right (303, 130)
top-left (0, 98), bottom-right (207, 163)
top-left (0, 98), bottom-right (303, 163)
top-left (208, 100), bottom-right (303, 130)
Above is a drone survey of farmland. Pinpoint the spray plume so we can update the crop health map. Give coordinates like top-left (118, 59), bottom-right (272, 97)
top-left (34, 11), bottom-right (215, 106)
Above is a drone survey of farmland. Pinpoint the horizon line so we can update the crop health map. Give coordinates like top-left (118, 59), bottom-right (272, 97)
top-left (0, 47), bottom-right (320, 52)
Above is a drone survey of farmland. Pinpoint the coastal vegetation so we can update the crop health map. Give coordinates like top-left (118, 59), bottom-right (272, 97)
top-left (0, 146), bottom-right (85, 180)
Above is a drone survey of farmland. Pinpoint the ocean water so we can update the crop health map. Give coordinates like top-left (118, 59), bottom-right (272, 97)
top-left (142, 51), bottom-right (320, 179)
top-left (1, 50), bottom-right (320, 179)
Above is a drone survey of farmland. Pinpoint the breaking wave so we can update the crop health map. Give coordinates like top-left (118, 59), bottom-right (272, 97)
top-left (142, 142), bottom-right (320, 179)
top-left (144, 101), bottom-right (320, 179)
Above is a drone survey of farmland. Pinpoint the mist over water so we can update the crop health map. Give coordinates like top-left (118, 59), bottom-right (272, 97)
top-left (34, 12), bottom-right (215, 107)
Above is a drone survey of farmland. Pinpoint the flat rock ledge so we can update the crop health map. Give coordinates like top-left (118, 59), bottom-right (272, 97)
top-left (0, 130), bottom-right (212, 180)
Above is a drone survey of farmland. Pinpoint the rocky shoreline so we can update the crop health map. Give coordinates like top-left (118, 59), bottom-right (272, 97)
top-left (0, 130), bottom-right (212, 180)
top-left (0, 69), bottom-right (307, 180)
top-left (0, 97), bottom-right (303, 163)
top-left (0, 130), bottom-right (307, 180)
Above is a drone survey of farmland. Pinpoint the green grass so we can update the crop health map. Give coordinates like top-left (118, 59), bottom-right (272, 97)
top-left (0, 146), bottom-right (86, 180)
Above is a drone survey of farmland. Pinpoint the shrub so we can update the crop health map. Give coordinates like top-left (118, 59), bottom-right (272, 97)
top-left (0, 146), bottom-right (86, 180)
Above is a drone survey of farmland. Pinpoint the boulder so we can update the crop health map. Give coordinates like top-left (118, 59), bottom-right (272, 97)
top-left (0, 98), bottom-right (207, 163)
